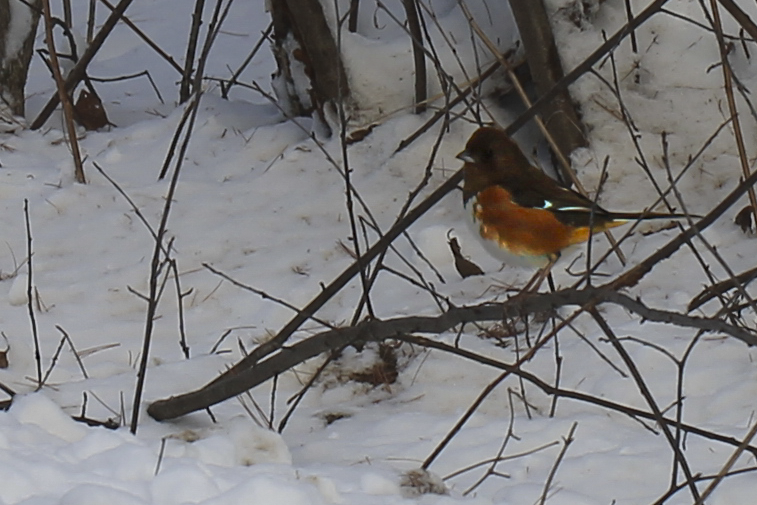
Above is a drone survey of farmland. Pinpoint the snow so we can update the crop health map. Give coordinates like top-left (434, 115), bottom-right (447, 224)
top-left (325, 0), bottom-right (519, 121)
top-left (3, 0), bottom-right (34, 64)
top-left (0, 0), bottom-right (757, 504)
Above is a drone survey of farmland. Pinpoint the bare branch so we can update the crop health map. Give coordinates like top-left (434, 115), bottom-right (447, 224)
top-left (708, 0), bottom-right (757, 236)
top-left (40, 0), bottom-right (85, 182)
top-left (23, 200), bottom-right (42, 389)
top-left (694, 419), bottom-right (757, 504)
top-left (538, 422), bottom-right (578, 505)
top-left (148, 287), bottom-right (756, 420)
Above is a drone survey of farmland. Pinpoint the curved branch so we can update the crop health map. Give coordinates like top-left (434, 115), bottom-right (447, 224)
top-left (147, 287), bottom-right (756, 420)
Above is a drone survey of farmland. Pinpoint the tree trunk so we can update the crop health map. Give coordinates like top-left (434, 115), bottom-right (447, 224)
top-left (0, 0), bottom-right (42, 122)
top-left (508, 0), bottom-right (586, 168)
top-left (269, 0), bottom-right (350, 131)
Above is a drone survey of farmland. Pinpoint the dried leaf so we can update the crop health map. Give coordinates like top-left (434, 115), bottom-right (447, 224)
top-left (448, 235), bottom-right (484, 278)
top-left (346, 124), bottom-right (376, 145)
top-left (75, 89), bottom-right (110, 130)
top-left (735, 205), bottom-right (753, 234)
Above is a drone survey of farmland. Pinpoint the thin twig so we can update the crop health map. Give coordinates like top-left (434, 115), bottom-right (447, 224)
top-left (155, 438), bottom-right (167, 475)
top-left (55, 325), bottom-right (88, 379)
top-left (708, 0), bottom-right (757, 232)
top-left (92, 162), bottom-right (159, 242)
top-left (180, 0), bottom-right (206, 103)
top-left (89, 70), bottom-right (164, 104)
top-left (462, 388), bottom-right (518, 494)
top-left (39, 335), bottom-right (66, 389)
top-left (131, 0), bottom-right (232, 434)
top-left (221, 22), bottom-right (272, 98)
top-left (41, 0), bottom-right (85, 183)
top-left (156, 99), bottom-right (198, 180)
top-left (446, 440), bottom-right (559, 481)
top-left (333, 1), bottom-right (375, 321)
top-left (590, 308), bottom-right (700, 501)
top-left (24, 200), bottom-right (42, 389)
top-left (168, 260), bottom-right (191, 359)
top-left (268, 374), bottom-right (277, 430)
top-left (694, 418), bottom-right (757, 504)
top-left (98, 0), bottom-right (183, 74)
top-left (277, 349), bottom-right (340, 433)
top-left (87, 0), bottom-right (96, 42)
top-left (424, 370), bottom-right (510, 470)
top-left (538, 422), bottom-right (578, 505)
top-left (203, 263), bottom-right (335, 329)
top-left (671, 330), bottom-right (704, 491)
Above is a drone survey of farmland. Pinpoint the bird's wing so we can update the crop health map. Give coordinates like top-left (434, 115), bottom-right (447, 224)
top-left (509, 184), bottom-right (594, 212)
top-left (503, 169), bottom-right (615, 228)
top-left (506, 168), bottom-right (599, 211)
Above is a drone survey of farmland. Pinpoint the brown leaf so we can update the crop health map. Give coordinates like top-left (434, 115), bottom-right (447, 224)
top-left (75, 89), bottom-right (110, 130)
top-left (346, 124), bottom-right (376, 145)
top-left (448, 234), bottom-right (484, 278)
top-left (735, 205), bottom-right (753, 234)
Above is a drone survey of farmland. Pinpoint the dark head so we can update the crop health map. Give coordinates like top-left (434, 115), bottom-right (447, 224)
top-left (458, 127), bottom-right (532, 200)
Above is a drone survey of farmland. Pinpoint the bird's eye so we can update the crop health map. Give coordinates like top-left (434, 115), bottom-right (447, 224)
top-left (482, 148), bottom-right (493, 161)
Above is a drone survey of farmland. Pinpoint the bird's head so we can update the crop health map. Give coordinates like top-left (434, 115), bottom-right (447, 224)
top-left (457, 127), bottom-right (527, 167)
top-left (458, 127), bottom-right (531, 200)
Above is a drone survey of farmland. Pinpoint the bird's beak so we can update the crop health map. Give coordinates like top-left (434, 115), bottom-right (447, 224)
top-left (456, 150), bottom-right (475, 163)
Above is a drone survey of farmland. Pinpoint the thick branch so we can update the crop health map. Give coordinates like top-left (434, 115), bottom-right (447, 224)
top-left (147, 287), bottom-right (755, 420)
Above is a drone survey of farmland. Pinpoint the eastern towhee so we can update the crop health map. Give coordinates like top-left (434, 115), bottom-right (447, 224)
top-left (458, 127), bottom-right (691, 268)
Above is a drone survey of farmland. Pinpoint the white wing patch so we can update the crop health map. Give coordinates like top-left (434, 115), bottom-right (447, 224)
top-left (541, 200), bottom-right (591, 212)
top-left (555, 205), bottom-right (592, 212)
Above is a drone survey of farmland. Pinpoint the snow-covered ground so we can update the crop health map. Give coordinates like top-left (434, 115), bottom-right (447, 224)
top-left (1, 0), bottom-right (757, 503)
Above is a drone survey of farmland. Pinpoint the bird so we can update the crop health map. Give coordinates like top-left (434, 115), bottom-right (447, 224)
top-left (458, 126), bottom-right (692, 270)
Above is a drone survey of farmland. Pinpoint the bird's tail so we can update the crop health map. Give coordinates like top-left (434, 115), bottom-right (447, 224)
top-left (608, 211), bottom-right (698, 222)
